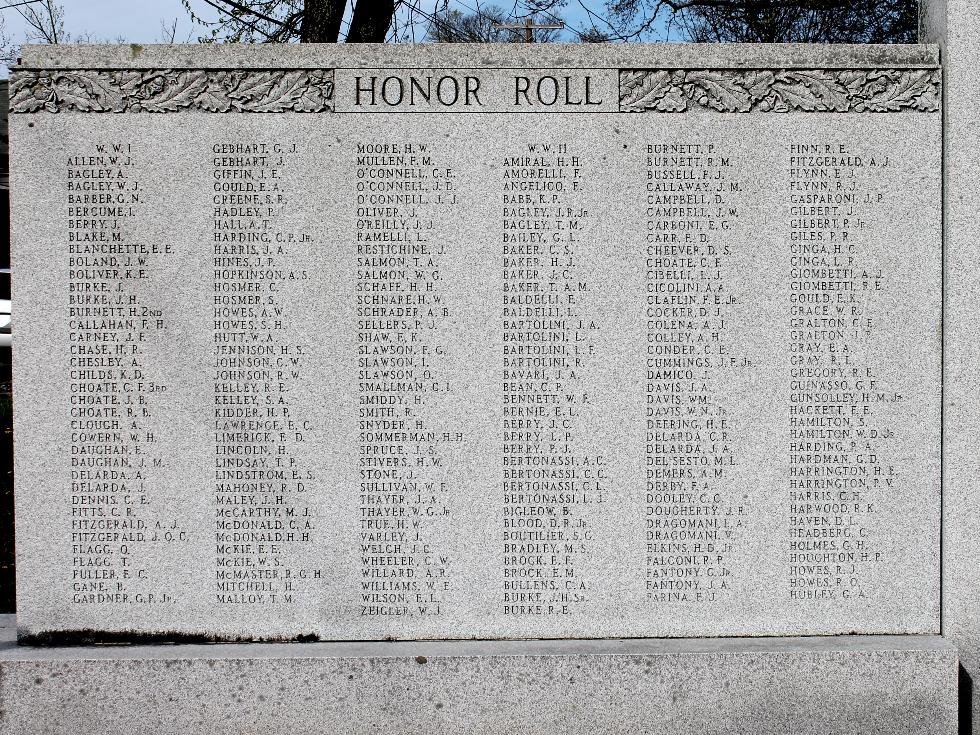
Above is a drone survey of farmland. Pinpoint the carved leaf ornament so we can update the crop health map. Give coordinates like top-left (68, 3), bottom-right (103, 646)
top-left (10, 67), bottom-right (937, 114)
top-left (619, 69), bottom-right (940, 113)
top-left (10, 69), bottom-right (334, 113)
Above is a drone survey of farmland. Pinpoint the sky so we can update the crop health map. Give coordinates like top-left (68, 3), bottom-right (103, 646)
top-left (0, 0), bottom-right (669, 76)
top-left (0, 0), bottom-right (609, 47)
top-left (3, 0), bottom-right (205, 45)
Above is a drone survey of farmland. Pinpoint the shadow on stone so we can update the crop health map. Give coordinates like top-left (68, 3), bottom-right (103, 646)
top-left (960, 664), bottom-right (973, 734)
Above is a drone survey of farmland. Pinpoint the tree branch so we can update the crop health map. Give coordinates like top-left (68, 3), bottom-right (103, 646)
top-left (199, 0), bottom-right (284, 40)
top-left (346, 0), bottom-right (395, 42)
top-left (200, 0), bottom-right (293, 29)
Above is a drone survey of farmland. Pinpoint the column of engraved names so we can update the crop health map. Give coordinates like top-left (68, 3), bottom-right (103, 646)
top-left (67, 142), bottom-right (178, 608)
top-left (355, 141), bottom-right (460, 619)
top-left (644, 143), bottom-right (748, 605)
top-left (501, 141), bottom-right (603, 618)
top-left (787, 142), bottom-right (898, 601)
top-left (212, 142), bottom-right (318, 609)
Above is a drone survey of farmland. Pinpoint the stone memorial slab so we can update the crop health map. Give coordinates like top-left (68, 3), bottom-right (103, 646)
top-left (11, 43), bottom-right (942, 642)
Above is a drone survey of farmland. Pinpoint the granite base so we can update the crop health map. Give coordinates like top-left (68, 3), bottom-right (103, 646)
top-left (0, 616), bottom-right (958, 734)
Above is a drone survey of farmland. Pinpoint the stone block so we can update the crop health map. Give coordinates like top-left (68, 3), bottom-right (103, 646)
top-left (0, 616), bottom-right (959, 735)
top-left (921, 0), bottom-right (980, 731)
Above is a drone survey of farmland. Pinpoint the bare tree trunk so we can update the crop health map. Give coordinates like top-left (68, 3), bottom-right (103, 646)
top-left (345, 0), bottom-right (396, 42)
top-left (301, 0), bottom-right (345, 42)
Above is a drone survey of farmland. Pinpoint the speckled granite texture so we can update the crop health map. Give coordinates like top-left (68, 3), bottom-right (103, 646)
top-left (0, 616), bottom-right (959, 735)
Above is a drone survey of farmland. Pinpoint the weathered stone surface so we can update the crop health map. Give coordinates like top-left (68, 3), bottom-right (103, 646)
top-left (0, 615), bottom-right (959, 735)
top-left (18, 42), bottom-right (939, 70)
top-left (11, 44), bottom-right (942, 641)
top-left (921, 0), bottom-right (980, 730)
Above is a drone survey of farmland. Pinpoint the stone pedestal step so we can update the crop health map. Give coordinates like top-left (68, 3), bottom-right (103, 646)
top-left (0, 615), bottom-right (958, 735)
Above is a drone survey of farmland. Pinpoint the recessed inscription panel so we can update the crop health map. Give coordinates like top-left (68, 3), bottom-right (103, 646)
top-left (11, 48), bottom-right (941, 641)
